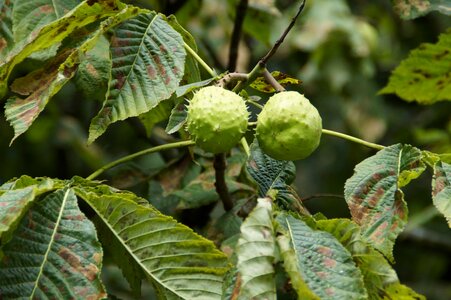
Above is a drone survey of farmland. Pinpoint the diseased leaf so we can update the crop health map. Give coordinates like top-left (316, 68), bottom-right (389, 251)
top-left (246, 140), bottom-right (308, 214)
top-left (4, 5), bottom-right (142, 143)
top-left (432, 160), bottom-right (451, 226)
top-left (0, 0), bottom-right (14, 59)
top-left (74, 179), bottom-right (229, 300)
top-left (250, 71), bottom-right (302, 93)
top-left (12, 0), bottom-right (80, 43)
top-left (276, 214), bottom-right (367, 300)
top-left (316, 219), bottom-right (400, 299)
top-left (0, 0), bottom-right (124, 98)
top-left (236, 198), bottom-right (276, 300)
top-left (0, 177), bottom-right (56, 241)
top-left (392, 0), bottom-right (451, 19)
top-left (0, 189), bottom-right (106, 299)
top-left (5, 49), bottom-right (77, 143)
top-left (380, 31), bottom-right (451, 104)
top-left (88, 12), bottom-right (186, 143)
top-left (75, 34), bottom-right (111, 102)
top-left (344, 144), bottom-right (426, 261)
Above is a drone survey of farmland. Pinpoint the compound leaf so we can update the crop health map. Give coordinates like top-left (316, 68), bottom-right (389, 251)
top-left (246, 140), bottom-right (308, 213)
top-left (0, 188), bottom-right (105, 299)
top-left (236, 198), bottom-right (276, 300)
top-left (0, 0), bottom-right (123, 98)
top-left (74, 179), bottom-right (229, 300)
top-left (88, 12), bottom-right (186, 143)
top-left (392, 0), bottom-right (451, 19)
top-left (277, 214), bottom-right (367, 300)
top-left (344, 144), bottom-right (425, 261)
top-left (432, 160), bottom-right (451, 226)
top-left (380, 31), bottom-right (451, 104)
top-left (4, 5), bottom-right (142, 143)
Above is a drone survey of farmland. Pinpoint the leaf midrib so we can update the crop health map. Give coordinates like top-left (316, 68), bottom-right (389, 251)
top-left (29, 188), bottom-right (71, 298)
top-left (84, 196), bottom-right (187, 299)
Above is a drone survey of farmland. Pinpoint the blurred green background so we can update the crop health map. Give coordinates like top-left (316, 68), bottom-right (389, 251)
top-left (1, 0), bottom-right (450, 298)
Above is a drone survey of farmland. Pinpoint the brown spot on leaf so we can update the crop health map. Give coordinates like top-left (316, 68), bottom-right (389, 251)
top-left (324, 257), bottom-right (337, 268)
top-left (317, 246), bottom-right (332, 256)
top-left (316, 271), bottom-right (328, 279)
top-left (38, 4), bottom-right (53, 14)
top-left (0, 38), bottom-right (7, 52)
top-left (85, 63), bottom-right (98, 78)
top-left (146, 64), bottom-right (156, 80)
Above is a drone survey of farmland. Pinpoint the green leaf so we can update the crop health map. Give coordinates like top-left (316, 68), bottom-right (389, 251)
top-left (139, 97), bottom-right (174, 136)
top-left (74, 179), bottom-right (229, 300)
top-left (0, 188), bottom-right (106, 299)
top-left (380, 31), bottom-right (451, 104)
top-left (0, 0), bottom-right (123, 98)
top-left (276, 214), bottom-right (367, 300)
top-left (232, 0), bottom-right (280, 46)
top-left (250, 71), bottom-right (302, 93)
top-left (0, 0), bottom-right (14, 59)
top-left (316, 219), bottom-right (400, 299)
top-left (175, 78), bottom-right (214, 98)
top-left (12, 0), bottom-right (80, 43)
top-left (88, 12), bottom-right (186, 143)
top-left (382, 283), bottom-right (425, 299)
top-left (344, 144), bottom-right (426, 261)
top-left (75, 34), bottom-right (111, 102)
top-left (432, 160), bottom-right (451, 226)
top-left (246, 140), bottom-right (308, 214)
top-left (166, 15), bottom-right (201, 85)
top-left (0, 177), bottom-right (56, 241)
top-left (165, 98), bottom-right (187, 134)
top-left (392, 0), bottom-right (451, 19)
top-left (236, 198), bottom-right (276, 300)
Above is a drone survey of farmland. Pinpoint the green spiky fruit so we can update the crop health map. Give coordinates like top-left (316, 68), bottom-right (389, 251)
top-left (186, 86), bottom-right (249, 154)
top-left (256, 91), bottom-right (322, 161)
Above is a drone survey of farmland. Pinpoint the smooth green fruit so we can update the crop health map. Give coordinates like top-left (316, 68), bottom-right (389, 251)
top-left (256, 91), bottom-right (322, 161)
top-left (186, 86), bottom-right (249, 154)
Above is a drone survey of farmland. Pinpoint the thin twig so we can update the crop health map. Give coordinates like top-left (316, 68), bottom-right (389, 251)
top-left (214, 153), bottom-right (234, 211)
top-left (217, 72), bottom-right (249, 88)
top-left (228, 0), bottom-right (249, 71)
top-left (260, 0), bottom-right (306, 65)
top-left (262, 69), bottom-right (285, 92)
top-left (86, 140), bottom-right (195, 180)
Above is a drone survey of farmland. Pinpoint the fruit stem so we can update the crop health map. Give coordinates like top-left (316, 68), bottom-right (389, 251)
top-left (214, 153), bottom-right (234, 211)
top-left (86, 140), bottom-right (196, 180)
top-left (241, 137), bottom-right (251, 156)
top-left (247, 99), bottom-right (263, 109)
top-left (322, 129), bottom-right (385, 150)
top-left (184, 42), bottom-right (217, 77)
